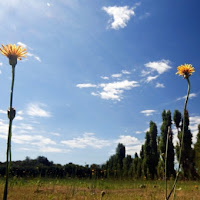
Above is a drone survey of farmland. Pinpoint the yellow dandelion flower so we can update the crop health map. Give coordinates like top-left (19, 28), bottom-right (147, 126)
top-left (176, 64), bottom-right (195, 78)
top-left (0, 44), bottom-right (27, 66)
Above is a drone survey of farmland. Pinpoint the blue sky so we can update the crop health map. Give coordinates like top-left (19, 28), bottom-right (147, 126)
top-left (0, 0), bottom-right (199, 165)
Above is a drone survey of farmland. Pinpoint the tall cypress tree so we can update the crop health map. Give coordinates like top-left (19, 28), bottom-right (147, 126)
top-left (194, 124), bottom-right (200, 177)
top-left (143, 121), bottom-right (158, 179)
top-left (159, 110), bottom-right (175, 178)
top-left (143, 131), bottom-right (151, 178)
top-left (149, 121), bottom-right (159, 179)
top-left (176, 110), bottom-right (196, 179)
top-left (123, 155), bottom-right (132, 177)
top-left (116, 143), bottom-right (125, 177)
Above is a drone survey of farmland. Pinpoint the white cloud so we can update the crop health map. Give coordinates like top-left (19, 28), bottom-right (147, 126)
top-left (0, 109), bottom-right (6, 114)
top-left (189, 116), bottom-right (200, 144)
top-left (101, 76), bottom-right (109, 80)
top-left (61, 132), bottom-right (110, 149)
top-left (47, 3), bottom-right (51, 7)
top-left (39, 146), bottom-right (65, 153)
top-left (99, 80), bottom-right (139, 101)
top-left (15, 116), bottom-right (24, 121)
top-left (76, 83), bottom-right (97, 88)
top-left (50, 132), bottom-right (61, 136)
top-left (141, 70), bottom-right (151, 77)
top-left (115, 135), bottom-right (140, 146)
top-left (19, 146), bottom-right (67, 153)
top-left (91, 92), bottom-right (99, 97)
top-left (0, 120), bottom-right (8, 135)
top-left (122, 70), bottom-right (131, 75)
top-left (136, 131), bottom-right (142, 134)
top-left (144, 127), bottom-right (149, 133)
top-left (146, 75), bottom-right (158, 83)
top-left (115, 135), bottom-right (143, 155)
top-left (0, 62), bottom-right (3, 66)
top-left (17, 42), bottom-right (40, 62)
top-left (78, 79), bottom-right (139, 101)
top-left (111, 73), bottom-right (122, 78)
top-left (27, 52), bottom-right (41, 62)
top-left (141, 110), bottom-right (156, 116)
top-left (103, 6), bottom-right (135, 30)
top-left (17, 110), bottom-right (24, 115)
top-left (145, 60), bottom-right (172, 74)
top-left (156, 82), bottom-right (165, 88)
top-left (17, 42), bottom-right (27, 49)
top-left (13, 134), bottom-right (56, 145)
top-left (176, 93), bottom-right (197, 101)
top-left (27, 103), bottom-right (51, 118)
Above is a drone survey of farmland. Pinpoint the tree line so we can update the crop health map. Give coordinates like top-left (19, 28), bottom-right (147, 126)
top-left (0, 109), bottom-right (200, 180)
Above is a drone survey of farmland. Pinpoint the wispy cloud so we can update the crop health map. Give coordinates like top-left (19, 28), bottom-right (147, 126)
top-left (122, 70), bottom-right (131, 75)
top-left (111, 73), bottom-right (122, 78)
top-left (0, 109), bottom-right (6, 114)
top-left (144, 60), bottom-right (172, 74)
top-left (146, 75), bottom-right (158, 83)
top-left (27, 52), bottom-right (41, 62)
top-left (141, 110), bottom-right (156, 116)
top-left (139, 12), bottom-right (151, 20)
top-left (13, 134), bottom-right (56, 145)
top-left (17, 42), bottom-right (28, 49)
top-left (101, 76), bottom-right (109, 80)
top-left (50, 132), bottom-right (61, 137)
top-left (135, 131), bottom-right (142, 134)
top-left (61, 132), bottom-right (110, 149)
top-left (103, 6), bottom-right (135, 30)
top-left (17, 42), bottom-right (41, 62)
top-left (76, 83), bottom-right (97, 88)
top-left (0, 62), bottom-right (3, 74)
top-left (15, 116), bottom-right (24, 121)
top-left (141, 70), bottom-right (151, 77)
top-left (156, 82), bottom-right (165, 88)
top-left (176, 93), bottom-right (197, 101)
top-left (26, 103), bottom-right (51, 118)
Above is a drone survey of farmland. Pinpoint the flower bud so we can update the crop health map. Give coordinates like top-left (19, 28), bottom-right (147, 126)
top-left (7, 107), bottom-right (16, 120)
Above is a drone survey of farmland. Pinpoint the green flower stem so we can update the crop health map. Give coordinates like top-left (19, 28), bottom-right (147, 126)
top-left (3, 65), bottom-right (15, 200)
top-left (167, 78), bottom-right (190, 200)
top-left (165, 126), bottom-right (170, 200)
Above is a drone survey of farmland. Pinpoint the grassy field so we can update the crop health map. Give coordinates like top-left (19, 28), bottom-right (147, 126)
top-left (0, 178), bottom-right (199, 199)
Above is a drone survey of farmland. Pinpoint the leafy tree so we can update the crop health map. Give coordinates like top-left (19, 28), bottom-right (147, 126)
top-left (143, 130), bottom-right (151, 179)
top-left (130, 153), bottom-right (142, 179)
top-left (123, 155), bottom-right (132, 177)
top-left (159, 110), bottom-right (175, 178)
top-left (143, 121), bottom-right (159, 179)
top-left (149, 121), bottom-right (159, 179)
top-left (116, 143), bottom-right (126, 168)
top-left (173, 110), bottom-right (182, 131)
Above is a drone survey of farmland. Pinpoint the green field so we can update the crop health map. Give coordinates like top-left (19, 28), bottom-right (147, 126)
top-left (0, 178), bottom-right (199, 199)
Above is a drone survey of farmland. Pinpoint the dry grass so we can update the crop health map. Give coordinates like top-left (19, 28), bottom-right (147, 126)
top-left (0, 178), bottom-right (199, 199)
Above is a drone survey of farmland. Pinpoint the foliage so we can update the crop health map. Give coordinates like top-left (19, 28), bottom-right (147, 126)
top-left (159, 110), bottom-right (175, 178)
